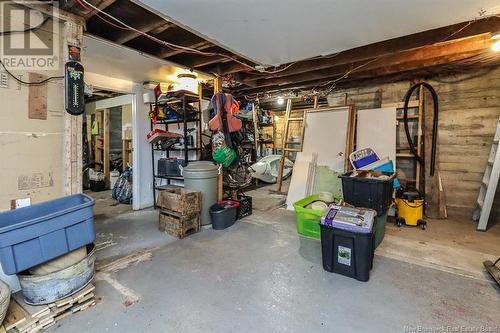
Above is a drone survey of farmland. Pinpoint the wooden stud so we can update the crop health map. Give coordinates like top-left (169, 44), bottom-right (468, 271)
top-left (344, 105), bottom-right (357, 172)
top-left (86, 114), bottom-right (93, 161)
top-left (213, 76), bottom-right (224, 201)
top-left (103, 109), bottom-right (110, 188)
top-left (95, 110), bottom-right (103, 165)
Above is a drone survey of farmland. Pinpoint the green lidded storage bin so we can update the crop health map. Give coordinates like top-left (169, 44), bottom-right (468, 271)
top-left (293, 195), bottom-right (326, 239)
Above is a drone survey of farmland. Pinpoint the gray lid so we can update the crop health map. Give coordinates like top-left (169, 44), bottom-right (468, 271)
top-left (183, 161), bottom-right (219, 179)
top-left (184, 161), bottom-right (218, 172)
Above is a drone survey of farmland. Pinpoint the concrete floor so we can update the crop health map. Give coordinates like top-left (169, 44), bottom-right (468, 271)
top-left (49, 205), bottom-right (500, 332)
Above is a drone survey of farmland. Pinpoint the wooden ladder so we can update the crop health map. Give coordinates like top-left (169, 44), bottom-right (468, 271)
top-left (276, 97), bottom-right (318, 192)
top-left (474, 117), bottom-right (500, 231)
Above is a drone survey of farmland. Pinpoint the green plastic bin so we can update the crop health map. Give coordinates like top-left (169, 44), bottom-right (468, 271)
top-left (293, 195), bottom-right (326, 239)
top-left (374, 210), bottom-right (388, 249)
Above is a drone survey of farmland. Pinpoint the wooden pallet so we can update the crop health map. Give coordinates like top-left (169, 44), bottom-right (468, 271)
top-left (3, 283), bottom-right (96, 333)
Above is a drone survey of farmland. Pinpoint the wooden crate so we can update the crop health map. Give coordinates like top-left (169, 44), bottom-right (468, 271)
top-left (159, 210), bottom-right (200, 239)
top-left (158, 188), bottom-right (201, 216)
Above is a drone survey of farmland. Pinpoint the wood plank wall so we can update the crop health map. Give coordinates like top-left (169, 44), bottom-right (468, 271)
top-left (270, 66), bottom-right (500, 219)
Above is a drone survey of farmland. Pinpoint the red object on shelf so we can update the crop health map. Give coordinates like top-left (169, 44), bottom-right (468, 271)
top-left (147, 129), bottom-right (182, 144)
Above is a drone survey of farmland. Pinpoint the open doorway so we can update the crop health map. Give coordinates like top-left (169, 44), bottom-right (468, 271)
top-left (83, 89), bottom-right (133, 218)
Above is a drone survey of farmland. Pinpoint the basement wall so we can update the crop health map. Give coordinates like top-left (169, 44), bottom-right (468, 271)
top-left (273, 66), bottom-right (500, 219)
top-left (0, 22), bottom-right (66, 212)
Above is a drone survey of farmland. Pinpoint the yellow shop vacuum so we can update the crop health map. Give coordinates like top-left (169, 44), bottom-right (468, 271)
top-left (395, 191), bottom-right (427, 230)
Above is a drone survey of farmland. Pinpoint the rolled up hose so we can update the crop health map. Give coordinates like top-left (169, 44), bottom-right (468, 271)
top-left (403, 82), bottom-right (439, 176)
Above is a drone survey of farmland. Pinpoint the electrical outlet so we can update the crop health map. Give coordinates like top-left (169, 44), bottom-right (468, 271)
top-left (10, 197), bottom-right (31, 209)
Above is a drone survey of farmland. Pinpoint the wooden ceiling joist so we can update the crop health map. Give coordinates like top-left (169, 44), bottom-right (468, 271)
top-left (217, 16), bottom-right (500, 79)
top-left (83, 0), bottom-right (117, 19)
top-left (234, 33), bottom-right (496, 94)
top-left (114, 21), bottom-right (175, 45)
top-left (63, 0), bottom-right (500, 95)
top-left (156, 40), bottom-right (213, 59)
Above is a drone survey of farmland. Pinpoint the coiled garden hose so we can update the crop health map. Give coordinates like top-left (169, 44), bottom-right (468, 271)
top-left (403, 82), bottom-right (439, 176)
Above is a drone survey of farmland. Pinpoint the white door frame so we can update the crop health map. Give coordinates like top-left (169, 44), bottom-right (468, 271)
top-left (84, 72), bottom-right (152, 210)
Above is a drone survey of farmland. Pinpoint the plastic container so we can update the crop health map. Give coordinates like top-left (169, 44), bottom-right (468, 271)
top-left (182, 162), bottom-right (219, 226)
top-left (374, 211), bottom-right (388, 249)
top-left (110, 170), bottom-right (120, 190)
top-left (210, 201), bottom-right (239, 230)
top-left (360, 158), bottom-right (401, 189)
top-left (320, 224), bottom-right (375, 282)
top-left (292, 195), bottom-right (325, 239)
top-left (89, 179), bottom-right (106, 192)
top-left (18, 243), bottom-right (95, 305)
top-left (158, 158), bottom-right (185, 177)
top-left (236, 195), bottom-right (252, 219)
top-left (0, 194), bottom-right (96, 275)
top-left (339, 171), bottom-right (395, 216)
top-left (320, 205), bottom-right (376, 233)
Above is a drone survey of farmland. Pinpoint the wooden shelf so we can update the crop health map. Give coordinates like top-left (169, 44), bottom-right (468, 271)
top-left (154, 117), bottom-right (200, 125)
top-left (154, 175), bottom-right (184, 181)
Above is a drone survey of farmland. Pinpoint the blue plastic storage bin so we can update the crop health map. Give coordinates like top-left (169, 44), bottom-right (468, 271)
top-left (0, 194), bottom-right (96, 275)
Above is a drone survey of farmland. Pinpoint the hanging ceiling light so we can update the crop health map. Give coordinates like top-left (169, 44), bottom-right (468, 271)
top-left (277, 96), bottom-right (284, 105)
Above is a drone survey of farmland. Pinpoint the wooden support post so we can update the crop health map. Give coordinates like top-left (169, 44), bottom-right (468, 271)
top-left (103, 109), bottom-right (110, 189)
top-left (214, 76), bottom-right (223, 94)
top-left (344, 105), bottom-right (357, 172)
top-left (214, 76), bottom-right (224, 201)
top-left (62, 20), bottom-right (84, 195)
top-left (252, 103), bottom-right (260, 156)
top-left (95, 110), bottom-right (103, 165)
top-left (197, 82), bottom-right (203, 160)
top-left (86, 114), bottom-right (93, 161)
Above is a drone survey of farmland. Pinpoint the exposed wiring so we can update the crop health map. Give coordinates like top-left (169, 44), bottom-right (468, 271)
top-left (0, 60), bottom-right (64, 86)
top-left (241, 12), bottom-right (495, 101)
top-left (76, 0), bottom-right (303, 74)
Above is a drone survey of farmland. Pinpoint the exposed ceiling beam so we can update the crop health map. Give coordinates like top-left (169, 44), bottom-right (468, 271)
top-left (189, 56), bottom-right (232, 69)
top-left (233, 61), bottom-right (500, 97)
top-left (113, 21), bottom-right (175, 45)
top-left (235, 34), bottom-right (494, 91)
top-left (157, 40), bottom-right (213, 59)
top-left (201, 61), bottom-right (253, 75)
top-left (207, 16), bottom-right (500, 77)
top-left (83, 0), bottom-right (118, 19)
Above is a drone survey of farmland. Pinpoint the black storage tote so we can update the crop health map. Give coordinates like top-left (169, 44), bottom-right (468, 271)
top-left (339, 171), bottom-right (394, 216)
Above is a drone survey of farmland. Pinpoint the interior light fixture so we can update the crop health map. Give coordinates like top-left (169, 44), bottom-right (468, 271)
top-left (491, 33), bottom-right (500, 52)
top-left (277, 96), bottom-right (284, 105)
top-left (176, 73), bottom-right (198, 93)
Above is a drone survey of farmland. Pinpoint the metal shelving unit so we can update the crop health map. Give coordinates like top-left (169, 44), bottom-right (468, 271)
top-left (149, 91), bottom-right (203, 208)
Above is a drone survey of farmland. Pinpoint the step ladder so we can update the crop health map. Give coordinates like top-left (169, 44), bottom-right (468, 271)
top-left (276, 97), bottom-right (318, 192)
top-left (473, 117), bottom-right (500, 231)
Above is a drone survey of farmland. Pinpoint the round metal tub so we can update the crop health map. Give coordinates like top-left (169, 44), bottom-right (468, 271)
top-left (18, 243), bottom-right (95, 305)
